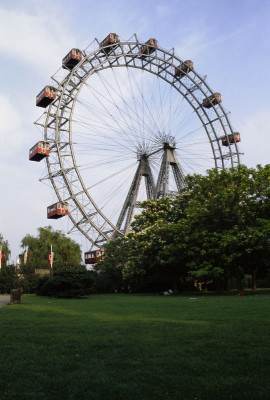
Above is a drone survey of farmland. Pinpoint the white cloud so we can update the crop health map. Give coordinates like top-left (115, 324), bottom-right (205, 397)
top-left (0, 94), bottom-right (24, 156)
top-left (0, 94), bottom-right (20, 133)
top-left (0, 7), bottom-right (75, 74)
top-left (240, 108), bottom-right (270, 167)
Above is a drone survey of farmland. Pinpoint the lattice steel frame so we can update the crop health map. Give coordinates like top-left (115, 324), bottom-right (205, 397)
top-left (35, 34), bottom-right (241, 247)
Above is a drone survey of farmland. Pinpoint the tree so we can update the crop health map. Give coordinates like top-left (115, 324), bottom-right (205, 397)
top-left (104, 199), bottom-right (189, 292)
top-left (104, 165), bottom-right (270, 291)
top-left (20, 226), bottom-right (82, 272)
top-left (0, 265), bottom-right (18, 294)
top-left (0, 234), bottom-right (16, 294)
top-left (163, 165), bottom-right (270, 289)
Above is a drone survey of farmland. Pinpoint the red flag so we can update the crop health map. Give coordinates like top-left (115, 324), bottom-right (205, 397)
top-left (48, 251), bottom-right (54, 265)
top-left (0, 251), bottom-right (4, 263)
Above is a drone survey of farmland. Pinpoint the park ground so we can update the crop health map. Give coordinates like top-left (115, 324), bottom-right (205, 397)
top-left (0, 292), bottom-right (270, 400)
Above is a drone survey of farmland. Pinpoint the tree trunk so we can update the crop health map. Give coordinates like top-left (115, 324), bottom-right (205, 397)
top-left (252, 268), bottom-right (257, 291)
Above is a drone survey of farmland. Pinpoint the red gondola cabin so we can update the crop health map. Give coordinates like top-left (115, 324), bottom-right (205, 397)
top-left (221, 132), bottom-right (241, 146)
top-left (174, 60), bottom-right (194, 78)
top-left (62, 48), bottom-right (82, 70)
top-left (202, 93), bottom-right (222, 108)
top-left (36, 86), bottom-right (57, 108)
top-left (47, 201), bottom-right (69, 219)
top-left (100, 33), bottom-right (119, 54)
top-left (29, 141), bottom-right (50, 161)
top-left (140, 38), bottom-right (158, 57)
top-left (85, 249), bottom-right (105, 264)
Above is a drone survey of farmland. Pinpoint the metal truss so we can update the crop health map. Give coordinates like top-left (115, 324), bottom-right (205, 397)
top-left (115, 155), bottom-right (155, 234)
top-left (155, 143), bottom-right (186, 199)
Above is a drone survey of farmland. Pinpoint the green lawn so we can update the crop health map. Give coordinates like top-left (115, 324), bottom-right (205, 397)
top-left (0, 293), bottom-right (269, 400)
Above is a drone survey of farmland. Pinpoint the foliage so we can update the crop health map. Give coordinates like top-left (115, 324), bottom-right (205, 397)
top-left (180, 165), bottom-right (270, 289)
top-left (103, 165), bottom-right (270, 291)
top-left (36, 265), bottom-right (95, 298)
top-left (19, 262), bottom-right (38, 293)
top-left (20, 226), bottom-right (82, 270)
top-left (0, 265), bottom-right (19, 294)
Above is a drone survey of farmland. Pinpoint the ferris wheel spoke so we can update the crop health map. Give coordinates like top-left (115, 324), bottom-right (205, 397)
top-left (84, 76), bottom-right (156, 143)
top-left (94, 69), bottom-right (161, 146)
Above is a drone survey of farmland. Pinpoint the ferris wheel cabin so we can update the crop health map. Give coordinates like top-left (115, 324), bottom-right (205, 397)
top-left (140, 38), bottom-right (158, 56)
top-left (100, 33), bottom-right (119, 54)
top-left (202, 93), bottom-right (222, 108)
top-left (62, 48), bottom-right (82, 70)
top-left (221, 132), bottom-right (241, 146)
top-left (85, 250), bottom-right (105, 264)
top-left (36, 86), bottom-right (57, 108)
top-left (29, 141), bottom-right (50, 161)
top-left (174, 60), bottom-right (194, 78)
top-left (47, 201), bottom-right (69, 219)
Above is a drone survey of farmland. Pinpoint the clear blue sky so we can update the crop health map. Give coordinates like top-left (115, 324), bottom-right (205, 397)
top-left (0, 0), bottom-right (269, 262)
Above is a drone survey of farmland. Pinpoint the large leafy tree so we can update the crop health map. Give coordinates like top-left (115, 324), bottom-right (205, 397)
top-left (20, 226), bottom-right (82, 271)
top-left (104, 165), bottom-right (270, 291)
top-left (0, 234), bottom-right (17, 293)
top-left (180, 165), bottom-right (270, 289)
top-left (107, 198), bottom-right (190, 291)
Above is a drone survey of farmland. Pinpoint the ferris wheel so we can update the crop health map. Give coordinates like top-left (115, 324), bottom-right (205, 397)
top-left (31, 33), bottom-right (242, 250)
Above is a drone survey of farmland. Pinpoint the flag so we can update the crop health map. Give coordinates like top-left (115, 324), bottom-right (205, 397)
top-left (48, 251), bottom-right (54, 265)
top-left (24, 250), bottom-right (29, 265)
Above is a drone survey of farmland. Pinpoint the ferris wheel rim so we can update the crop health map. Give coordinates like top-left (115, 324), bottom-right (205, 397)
top-left (39, 35), bottom-right (241, 247)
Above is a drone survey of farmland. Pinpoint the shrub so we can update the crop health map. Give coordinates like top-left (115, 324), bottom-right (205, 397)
top-left (36, 265), bottom-right (94, 298)
top-left (0, 265), bottom-right (19, 294)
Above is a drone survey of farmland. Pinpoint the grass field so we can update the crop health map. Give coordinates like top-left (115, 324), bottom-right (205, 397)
top-left (0, 293), bottom-right (270, 400)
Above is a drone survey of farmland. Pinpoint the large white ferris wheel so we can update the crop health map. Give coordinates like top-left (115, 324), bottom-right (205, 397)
top-left (31, 33), bottom-right (241, 250)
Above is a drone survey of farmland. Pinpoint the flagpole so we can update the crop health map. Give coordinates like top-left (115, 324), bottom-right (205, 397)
top-left (51, 244), bottom-right (53, 277)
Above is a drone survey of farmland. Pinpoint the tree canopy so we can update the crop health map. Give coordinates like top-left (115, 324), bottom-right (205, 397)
top-left (102, 165), bottom-right (270, 291)
top-left (20, 226), bottom-right (82, 270)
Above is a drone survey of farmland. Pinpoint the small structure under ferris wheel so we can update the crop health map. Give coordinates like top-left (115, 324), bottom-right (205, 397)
top-left (202, 93), bottom-right (222, 108)
top-left (139, 38), bottom-right (158, 56)
top-left (36, 86), bottom-right (57, 108)
top-left (221, 132), bottom-right (241, 147)
top-left (100, 33), bottom-right (119, 54)
top-left (47, 202), bottom-right (69, 219)
top-left (62, 48), bottom-right (82, 70)
top-left (29, 141), bottom-right (50, 161)
top-left (84, 249), bottom-right (105, 265)
top-left (174, 60), bottom-right (194, 78)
